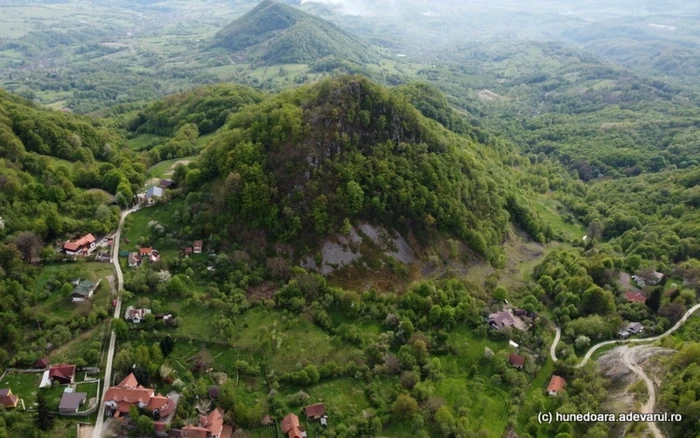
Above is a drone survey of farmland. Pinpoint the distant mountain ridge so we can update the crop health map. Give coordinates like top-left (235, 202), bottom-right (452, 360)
top-left (213, 0), bottom-right (378, 65)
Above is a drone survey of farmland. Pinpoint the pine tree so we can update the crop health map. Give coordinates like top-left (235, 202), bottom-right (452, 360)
top-left (35, 393), bottom-right (53, 431)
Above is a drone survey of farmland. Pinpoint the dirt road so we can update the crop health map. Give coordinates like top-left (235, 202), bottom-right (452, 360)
top-left (550, 303), bottom-right (700, 368)
top-left (621, 346), bottom-right (663, 438)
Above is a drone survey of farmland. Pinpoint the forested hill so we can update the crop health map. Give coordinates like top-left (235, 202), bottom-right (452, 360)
top-left (0, 89), bottom-right (142, 244)
top-left (178, 75), bottom-right (548, 265)
top-left (213, 0), bottom-right (379, 65)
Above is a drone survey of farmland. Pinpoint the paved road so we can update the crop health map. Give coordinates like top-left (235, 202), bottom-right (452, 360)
top-left (622, 346), bottom-right (663, 438)
top-left (93, 208), bottom-right (134, 438)
top-left (550, 303), bottom-right (700, 368)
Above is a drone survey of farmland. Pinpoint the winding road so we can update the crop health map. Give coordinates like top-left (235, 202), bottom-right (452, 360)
top-left (550, 303), bottom-right (700, 368)
top-left (622, 345), bottom-right (664, 438)
top-left (93, 208), bottom-right (134, 438)
top-left (548, 303), bottom-right (700, 438)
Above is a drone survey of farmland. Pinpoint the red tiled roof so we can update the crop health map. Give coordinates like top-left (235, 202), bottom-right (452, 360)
top-left (181, 426), bottom-right (208, 438)
top-left (104, 387), bottom-right (155, 407)
top-left (0, 390), bottom-right (18, 409)
top-left (159, 399), bottom-right (177, 417)
top-left (509, 354), bottom-right (526, 367)
top-left (64, 242), bottom-right (81, 251)
top-left (117, 401), bottom-right (132, 414)
top-left (625, 291), bottom-right (647, 303)
top-left (140, 248), bottom-right (153, 255)
top-left (202, 408), bottom-right (224, 436)
top-left (281, 413), bottom-right (300, 433)
top-left (63, 234), bottom-right (96, 251)
top-left (154, 422), bottom-right (166, 432)
top-left (304, 403), bottom-right (326, 418)
top-left (221, 424), bottom-right (233, 438)
top-left (49, 364), bottom-right (76, 381)
top-left (118, 373), bottom-right (139, 389)
top-left (146, 394), bottom-right (170, 411)
top-left (34, 357), bottom-right (49, 369)
top-left (193, 240), bottom-right (203, 248)
top-left (184, 247), bottom-right (193, 254)
top-left (0, 393), bottom-right (18, 408)
top-left (547, 375), bottom-right (566, 393)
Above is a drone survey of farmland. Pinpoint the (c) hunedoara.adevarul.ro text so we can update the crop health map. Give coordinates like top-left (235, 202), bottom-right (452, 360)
top-left (538, 412), bottom-right (683, 424)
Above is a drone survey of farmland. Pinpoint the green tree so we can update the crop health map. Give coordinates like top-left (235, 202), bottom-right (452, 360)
top-left (344, 181), bottom-right (364, 215)
top-left (493, 286), bottom-right (507, 302)
top-left (160, 336), bottom-right (175, 357)
top-left (112, 318), bottom-right (128, 339)
top-left (435, 405), bottom-right (456, 436)
top-left (35, 393), bottom-right (53, 431)
top-left (392, 393), bottom-right (419, 419)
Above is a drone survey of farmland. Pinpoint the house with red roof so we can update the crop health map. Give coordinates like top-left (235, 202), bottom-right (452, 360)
top-left (624, 291), bottom-right (647, 304)
top-left (0, 388), bottom-right (19, 409)
top-left (63, 234), bottom-right (96, 256)
top-left (547, 375), bottom-right (566, 395)
top-left (182, 408), bottom-right (230, 438)
top-left (193, 241), bottom-right (203, 254)
top-left (508, 353), bottom-right (526, 369)
top-left (281, 413), bottom-right (305, 438)
top-left (34, 357), bottom-right (49, 369)
top-left (103, 373), bottom-right (177, 420)
top-left (303, 403), bottom-right (326, 421)
top-left (49, 364), bottom-right (76, 384)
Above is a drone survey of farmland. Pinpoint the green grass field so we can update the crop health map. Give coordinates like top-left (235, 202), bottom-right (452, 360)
top-left (147, 156), bottom-right (197, 179)
top-left (121, 199), bottom-right (185, 252)
top-left (30, 262), bottom-right (114, 325)
top-left (532, 195), bottom-right (586, 241)
top-left (0, 372), bottom-right (65, 409)
top-left (231, 308), bottom-right (365, 374)
top-left (127, 133), bottom-right (167, 151)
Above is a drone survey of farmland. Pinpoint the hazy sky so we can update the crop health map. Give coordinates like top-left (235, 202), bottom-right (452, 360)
top-left (300, 0), bottom-right (402, 16)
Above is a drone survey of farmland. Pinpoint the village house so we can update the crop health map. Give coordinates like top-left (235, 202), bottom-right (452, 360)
top-left (58, 391), bottom-right (87, 414)
top-left (146, 186), bottom-right (164, 204)
top-left (63, 233), bottom-right (97, 256)
top-left (281, 413), bottom-right (305, 438)
top-left (632, 271), bottom-right (665, 288)
top-left (125, 306), bottom-right (152, 324)
top-left (128, 252), bottom-right (141, 268)
top-left (193, 240), bottom-right (203, 254)
top-left (139, 248), bottom-right (160, 263)
top-left (181, 407), bottom-right (232, 438)
top-left (137, 186), bottom-right (165, 206)
top-left (303, 403), bottom-right (326, 421)
top-left (488, 310), bottom-right (526, 330)
top-left (508, 353), bottom-right (526, 370)
top-left (40, 363), bottom-right (76, 387)
top-left (95, 251), bottom-right (112, 263)
top-left (183, 247), bottom-right (193, 256)
top-left (624, 291), bottom-right (647, 304)
top-left (34, 357), bottom-right (49, 369)
top-left (103, 373), bottom-right (177, 420)
top-left (0, 388), bottom-right (19, 409)
top-left (547, 375), bottom-right (566, 396)
top-left (619, 322), bottom-right (644, 339)
top-left (71, 279), bottom-right (98, 303)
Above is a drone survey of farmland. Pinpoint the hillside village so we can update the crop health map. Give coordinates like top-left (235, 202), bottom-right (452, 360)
top-left (1, 0), bottom-right (700, 436)
top-left (0, 179), bottom-right (685, 437)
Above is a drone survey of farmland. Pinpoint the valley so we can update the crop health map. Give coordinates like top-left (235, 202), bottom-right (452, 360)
top-left (0, 1), bottom-right (699, 438)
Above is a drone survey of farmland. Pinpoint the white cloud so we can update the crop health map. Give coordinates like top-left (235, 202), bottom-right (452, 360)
top-left (301, 0), bottom-right (399, 16)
